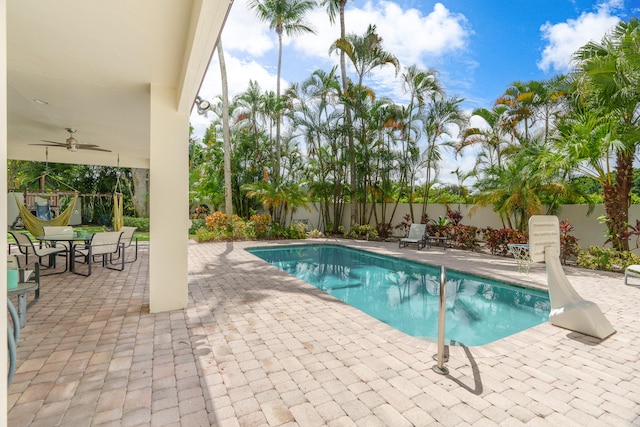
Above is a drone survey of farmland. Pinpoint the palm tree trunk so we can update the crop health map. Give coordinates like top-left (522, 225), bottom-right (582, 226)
top-left (337, 1), bottom-right (357, 226)
top-left (603, 151), bottom-right (633, 251)
top-left (275, 31), bottom-right (283, 181)
top-left (217, 39), bottom-right (233, 216)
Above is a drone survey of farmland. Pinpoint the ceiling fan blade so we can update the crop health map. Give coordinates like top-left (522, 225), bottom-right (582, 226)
top-left (82, 146), bottom-right (112, 152)
top-left (36, 133), bottom-right (111, 152)
top-left (30, 141), bottom-right (66, 147)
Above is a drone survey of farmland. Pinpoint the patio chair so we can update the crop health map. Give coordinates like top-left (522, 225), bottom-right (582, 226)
top-left (8, 230), bottom-right (68, 273)
top-left (624, 264), bottom-right (640, 285)
top-left (111, 226), bottom-right (138, 264)
top-left (399, 224), bottom-right (428, 250)
top-left (73, 231), bottom-right (124, 276)
top-left (42, 225), bottom-right (74, 251)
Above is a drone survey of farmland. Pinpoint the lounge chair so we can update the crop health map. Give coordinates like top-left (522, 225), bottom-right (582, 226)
top-left (624, 264), bottom-right (640, 285)
top-left (399, 224), bottom-right (427, 250)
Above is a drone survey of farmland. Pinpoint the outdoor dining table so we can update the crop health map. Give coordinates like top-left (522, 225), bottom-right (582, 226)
top-left (35, 232), bottom-right (93, 274)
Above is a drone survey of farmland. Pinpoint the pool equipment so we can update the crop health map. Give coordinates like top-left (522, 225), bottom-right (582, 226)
top-left (529, 215), bottom-right (615, 339)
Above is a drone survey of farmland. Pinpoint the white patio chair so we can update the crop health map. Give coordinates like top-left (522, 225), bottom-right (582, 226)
top-left (42, 225), bottom-right (74, 251)
top-left (73, 231), bottom-right (124, 276)
top-left (624, 264), bottom-right (640, 286)
top-left (8, 230), bottom-right (68, 273)
top-left (111, 226), bottom-right (138, 264)
top-left (399, 224), bottom-right (428, 250)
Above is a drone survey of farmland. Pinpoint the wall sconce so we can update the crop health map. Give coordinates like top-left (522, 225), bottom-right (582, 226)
top-left (195, 96), bottom-right (211, 115)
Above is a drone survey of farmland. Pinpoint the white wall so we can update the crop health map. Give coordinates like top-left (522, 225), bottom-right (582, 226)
top-left (2, 0), bottom-right (8, 421)
top-left (289, 202), bottom-right (640, 253)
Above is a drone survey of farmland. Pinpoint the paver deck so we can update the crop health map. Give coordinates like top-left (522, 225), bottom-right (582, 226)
top-left (7, 239), bottom-right (640, 426)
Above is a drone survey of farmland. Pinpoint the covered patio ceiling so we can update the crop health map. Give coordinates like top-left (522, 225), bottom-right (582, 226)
top-left (7, 0), bottom-right (233, 169)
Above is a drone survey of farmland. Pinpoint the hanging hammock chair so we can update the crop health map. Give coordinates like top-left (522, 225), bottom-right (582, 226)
top-left (14, 193), bottom-right (79, 238)
top-left (112, 157), bottom-right (125, 231)
top-left (113, 192), bottom-right (124, 231)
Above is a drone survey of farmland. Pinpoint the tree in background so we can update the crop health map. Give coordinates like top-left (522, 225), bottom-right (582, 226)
top-left (563, 18), bottom-right (640, 250)
top-left (248, 0), bottom-right (316, 181)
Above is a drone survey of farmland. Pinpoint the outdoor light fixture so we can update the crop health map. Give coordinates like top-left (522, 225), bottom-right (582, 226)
top-left (66, 134), bottom-right (79, 152)
top-left (195, 96), bottom-right (211, 115)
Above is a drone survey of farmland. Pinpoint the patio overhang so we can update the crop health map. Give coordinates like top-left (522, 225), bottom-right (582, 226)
top-left (6, 0), bottom-right (233, 167)
top-left (2, 1), bottom-right (233, 420)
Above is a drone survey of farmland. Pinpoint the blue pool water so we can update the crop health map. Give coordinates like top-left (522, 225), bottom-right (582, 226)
top-left (247, 244), bottom-right (550, 346)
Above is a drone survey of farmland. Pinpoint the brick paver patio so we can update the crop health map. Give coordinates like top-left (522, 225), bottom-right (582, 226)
top-left (7, 239), bottom-right (640, 426)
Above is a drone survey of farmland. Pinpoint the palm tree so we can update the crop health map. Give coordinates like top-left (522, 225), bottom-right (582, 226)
top-left (321, 0), bottom-right (354, 226)
top-left (330, 24), bottom-right (400, 89)
top-left (420, 94), bottom-right (468, 218)
top-left (495, 80), bottom-right (536, 140)
top-left (400, 65), bottom-right (442, 221)
top-left (568, 17), bottom-right (640, 250)
top-left (248, 0), bottom-right (316, 181)
top-left (457, 105), bottom-right (512, 170)
top-left (472, 153), bottom-right (546, 230)
top-left (287, 68), bottom-right (345, 231)
top-left (329, 24), bottom-right (400, 225)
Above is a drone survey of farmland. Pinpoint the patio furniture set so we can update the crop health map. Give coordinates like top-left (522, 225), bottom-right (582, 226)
top-left (6, 226), bottom-right (139, 327)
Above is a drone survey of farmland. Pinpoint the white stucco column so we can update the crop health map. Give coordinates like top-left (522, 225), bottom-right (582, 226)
top-left (1, 0), bottom-right (8, 421)
top-left (149, 85), bottom-right (189, 313)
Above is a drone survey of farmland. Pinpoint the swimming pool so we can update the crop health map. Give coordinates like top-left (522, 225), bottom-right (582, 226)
top-left (247, 244), bottom-right (550, 346)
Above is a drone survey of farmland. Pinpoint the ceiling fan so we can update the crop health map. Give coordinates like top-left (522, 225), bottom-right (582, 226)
top-left (31, 128), bottom-right (112, 152)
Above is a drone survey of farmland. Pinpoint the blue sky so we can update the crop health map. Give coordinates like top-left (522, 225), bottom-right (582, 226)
top-left (192, 0), bottom-right (637, 183)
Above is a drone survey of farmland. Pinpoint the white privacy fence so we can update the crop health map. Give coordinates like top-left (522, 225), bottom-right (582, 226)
top-left (288, 202), bottom-right (640, 254)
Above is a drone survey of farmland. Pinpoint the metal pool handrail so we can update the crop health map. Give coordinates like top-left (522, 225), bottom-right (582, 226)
top-left (432, 265), bottom-right (449, 375)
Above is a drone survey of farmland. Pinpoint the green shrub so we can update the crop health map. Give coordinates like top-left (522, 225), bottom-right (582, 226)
top-left (347, 224), bottom-right (378, 239)
top-left (308, 229), bottom-right (324, 238)
top-left (266, 223), bottom-right (307, 240)
top-left (194, 227), bottom-right (218, 242)
top-left (124, 216), bottom-right (150, 231)
top-left (577, 247), bottom-right (640, 272)
top-left (189, 218), bottom-right (205, 235)
top-left (289, 222), bottom-right (308, 239)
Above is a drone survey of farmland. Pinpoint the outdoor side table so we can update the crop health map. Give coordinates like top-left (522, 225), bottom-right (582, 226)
top-left (8, 281), bottom-right (39, 328)
top-left (428, 235), bottom-right (448, 250)
top-left (507, 243), bottom-right (531, 273)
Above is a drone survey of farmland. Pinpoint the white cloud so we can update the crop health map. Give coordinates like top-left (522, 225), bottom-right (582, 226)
top-left (193, 0), bottom-right (473, 136)
top-left (291, 1), bottom-right (471, 69)
top-left (222, 0), bottom-right (274, 57)
top-left (537, 0), bottom-right (621, 73)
